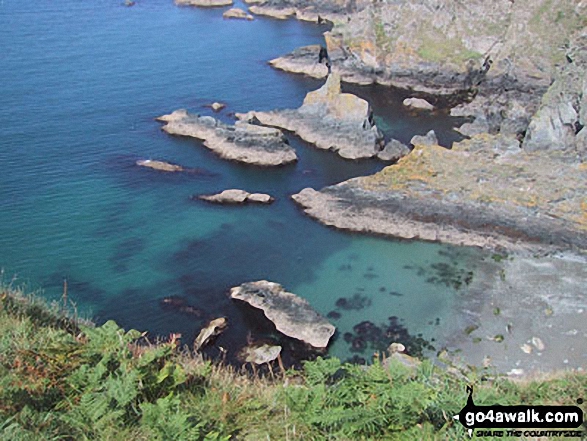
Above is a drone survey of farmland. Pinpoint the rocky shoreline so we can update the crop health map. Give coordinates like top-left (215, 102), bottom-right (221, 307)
top-left (292, 137), bottom-right (587, 254)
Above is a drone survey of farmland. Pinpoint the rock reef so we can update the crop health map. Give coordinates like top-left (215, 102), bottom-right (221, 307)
top-left (157, 109), bottom-right (297, 166)
top-left (230, 280), bottom-right (335, 349)
top-left (136, 159), bottom-right (184, 172)
top-left (198, 189), bottom-right (274, 204)
top-left (238, 73), bottom-right (389, 160)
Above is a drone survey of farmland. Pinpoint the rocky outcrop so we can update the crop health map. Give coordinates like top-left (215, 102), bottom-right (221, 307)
top-left (194, 317), bottom-right (228, 352)
top-left (403, 97), bottom-right (434, 111)
top-left (249, 4), bottom-right (295, 19)
top-left (230, 281), bottom-right (335, 349)
top-left (522, 31), bottom-right (587, 159)
top-left (223, 8), bottom-right (254, 20)
top-left (292, 134), bottom-right (587, 252)
top-left (175, 0), bottom-right (232, 6)
top-left (136, 159), bottom-right (184, 172)
top-left (157, 109), bottom-right (297, 166)
top-left (238, 74), bottom-right (385, 160)
top-left (198, 189), bottom-right (274, 204)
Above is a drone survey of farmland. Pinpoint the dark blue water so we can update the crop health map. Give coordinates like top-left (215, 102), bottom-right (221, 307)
top-left (0, 0), bottom-right (481, 362)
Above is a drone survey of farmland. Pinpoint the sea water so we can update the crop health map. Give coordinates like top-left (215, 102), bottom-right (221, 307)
top-left (0, 0), bottom-right (483, 363)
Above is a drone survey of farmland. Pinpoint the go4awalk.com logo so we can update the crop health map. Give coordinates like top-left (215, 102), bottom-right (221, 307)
top-left (453, 386), bottom-right (585, 438)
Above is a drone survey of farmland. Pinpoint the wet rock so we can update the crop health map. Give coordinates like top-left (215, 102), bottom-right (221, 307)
top-left (238, 73), bottom-right (385, 160)
top-left (157, 109), bottom-right (297, 166)
top-left (240, 343), bottom-right (282, 364)
top-left (136, 159), bottom-right (184, 172)
top-left (335, 293), bottom-right (371, 310)
top-left (230, 280), bottom-right (335, 348)
top-left (223, 8), bottom-right (254, 20)
top-left (198, 189), bottom-right (274, 204)
top-left (403, 97), bottom-right (434, 111)
top-left (194, 317), bottom-right (228, 352)
top-left (410, 130), bottom-right (438, 147)
top-left (176, 0), bottom-right (232, 6)
top-left (210, 101), bottom-right (226, 111)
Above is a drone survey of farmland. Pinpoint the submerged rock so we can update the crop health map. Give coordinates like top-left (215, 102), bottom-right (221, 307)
top-left (403, 97), bottom-right (434, 111)
top-left (136, 159), bottom-right (184, 172)
top-left (194, 317), bottom-right (228, 352)
top-left (230, 280), bottom-right (335, 348)
top-left (238, 73), bottom-right (385, 160)
top-left (157, 109), bottom-right (297, 166)
top-left (198, 189), bottom-right (274, 204)
top-left (223, 8), bottom-right (254, 20)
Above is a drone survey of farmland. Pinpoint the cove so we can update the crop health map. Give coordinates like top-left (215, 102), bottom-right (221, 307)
top-left (0, 0), bottom-right (485, 363)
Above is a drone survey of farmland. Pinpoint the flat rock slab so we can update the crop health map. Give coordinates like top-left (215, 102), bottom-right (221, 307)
top-left (230, 280), bottom-right (335, 348)
top-left (241, 344), bottom-right (282, 365)
top-left (199, 189), bottom-right (274, 204)
top-left (157, 109), bottom-right (297, 166)
top-left (238, 74), bottom-right (386, 160)
top-left (403, 97), bottom-right (434, 110)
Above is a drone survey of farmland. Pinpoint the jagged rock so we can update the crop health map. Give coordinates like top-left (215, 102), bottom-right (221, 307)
top-left (194, 317), bottom-right (227, 352)
top-left (136, 159), bottom-right (184, 172)
top-left (198, 189), bottom-right (274, 204)
top-left (455, 117), bottom-right (491, 138)
top-left (230, 280), bottom-right (335, 348)
top-left (210, 102), bottom-right (226, 111)
top-left (249, 5), bottom-right (295, 19)
top-left (524, 102), bottom-right (578, 152)
top-left (531, 337), bottom-right (545, 351)
top-left (238, 74), bottom-right (385, 160)
top-left (157, 109), bottom-right (297, 166)
top-left (241, 344), bottom-right (282, 364)
top-left (176, 0), bottom-right (232, 6)
top-left (403, 97), bottom-right (434, 111)
top-left (410, 130), bottom-right (438, 147)
top-left (377, 139), bottom-right (410, 162)
top-left (223, 8), bottom-right (254, 20)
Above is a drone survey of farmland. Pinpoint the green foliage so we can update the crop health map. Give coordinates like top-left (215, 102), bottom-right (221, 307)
top-left (1, 288), bottom-right (586, 440)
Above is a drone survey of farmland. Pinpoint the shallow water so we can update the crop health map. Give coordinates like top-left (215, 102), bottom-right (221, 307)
top-left (0, 0), bottom-right (484, 363)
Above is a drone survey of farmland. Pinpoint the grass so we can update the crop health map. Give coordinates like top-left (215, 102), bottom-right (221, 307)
top-left (1, 284), bottom-right (586, 440)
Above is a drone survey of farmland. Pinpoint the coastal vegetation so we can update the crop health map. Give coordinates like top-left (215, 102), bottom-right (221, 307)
top-left (1, 285), bottom-right (585, 440)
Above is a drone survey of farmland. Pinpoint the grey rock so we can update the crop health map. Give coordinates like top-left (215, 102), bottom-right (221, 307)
top-left (199, 189), bottom-right (274, 204)
top-left (157, 109), bottom-right (297, 166)
top-left (241, 344), bottom-right (282, 365)
top-left (230, 280), bottom-right (335, 348)
top-left (239, 74), bottom-right (385, 160)
top-left (410, 130), bottom-right (438, 147)
top-left (194, 317), bottom-right (227, 352)
top-left (377, 139), bottom-right (410, 162)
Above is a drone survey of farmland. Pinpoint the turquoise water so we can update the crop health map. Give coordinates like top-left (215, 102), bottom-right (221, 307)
top-left (0, 0), bottom-right (482, 363)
